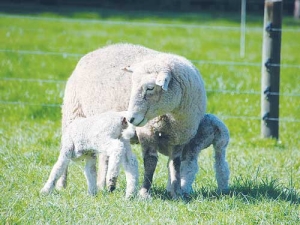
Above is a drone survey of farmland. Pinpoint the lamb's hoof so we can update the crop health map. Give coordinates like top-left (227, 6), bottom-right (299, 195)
top-left (170, 189), bottom-right (183, 200)
top-left (217, 188), bottom-right (230, 195)
top-left (107, 185), bottom-right (116, 192)
top-left (125, 192), bottom-right (135, 200)
top-left (97, 182), bottom-right (106, 191)
top-left (40, 188), bottom-right (51, 196)
top-left (138, 188), bottom-right (151, 199)
top-left (182, 192), bottom-right (192, 202)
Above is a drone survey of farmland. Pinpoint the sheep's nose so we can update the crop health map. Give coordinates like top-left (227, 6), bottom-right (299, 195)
top-left (128, 117), bottom-right (135, 124)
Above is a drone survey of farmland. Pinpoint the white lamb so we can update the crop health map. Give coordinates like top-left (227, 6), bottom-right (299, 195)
top-left (40, 111), bottom-right (138, 198)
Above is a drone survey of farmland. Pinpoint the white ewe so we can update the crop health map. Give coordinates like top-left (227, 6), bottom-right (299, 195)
top-left (40, 111), bottom-right (138, 198)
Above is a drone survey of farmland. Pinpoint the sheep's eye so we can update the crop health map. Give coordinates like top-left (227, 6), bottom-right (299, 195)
top-left (146, 86), bottom-right (155, 91)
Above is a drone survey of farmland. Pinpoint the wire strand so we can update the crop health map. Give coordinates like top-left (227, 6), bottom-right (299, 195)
top-left (1, 100), bottom-right (299, 123)
top-left (1, 49), bottom-right (300, 69)
top-left (1, 14), bottom-right (299, 33)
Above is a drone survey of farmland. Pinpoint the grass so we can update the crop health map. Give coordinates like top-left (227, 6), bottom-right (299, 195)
top-left (0, 4), bottom-right (300, 224)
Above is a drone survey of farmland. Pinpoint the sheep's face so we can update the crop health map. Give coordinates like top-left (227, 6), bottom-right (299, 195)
top-left (123, 63), bottom-right (181, 127)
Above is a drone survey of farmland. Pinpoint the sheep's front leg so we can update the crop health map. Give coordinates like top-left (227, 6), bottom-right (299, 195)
top-left (40, 154), bottom-right (70, 195)
top-left (84, 154), bottom-right (97, 196)
top-left (139, 147), bottom-right (158, 199)
top-left (97, 153), bottom-right (109, 190)
top-left (167, 145), bottom-right (183, 199)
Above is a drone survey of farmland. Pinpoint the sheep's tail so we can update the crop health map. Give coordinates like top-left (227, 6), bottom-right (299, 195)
top-left (61, 79), bottom-right (85, 134)
top-left (122, 123), bottom-right (136, 140)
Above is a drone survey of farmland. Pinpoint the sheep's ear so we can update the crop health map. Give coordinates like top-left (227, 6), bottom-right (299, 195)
top-left (122, 66), bottom-right (133, 73)
top-left (156, 71), bottom-right (171, 91)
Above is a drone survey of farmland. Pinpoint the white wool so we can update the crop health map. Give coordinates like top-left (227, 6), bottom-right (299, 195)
top-left (60, 43), bottom-right (208, 199)
top-left (41, 111), bottom-right (138, 198)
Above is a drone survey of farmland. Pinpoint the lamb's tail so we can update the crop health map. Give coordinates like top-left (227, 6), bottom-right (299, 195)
top-left (122, 123), bottom-right (136, 140)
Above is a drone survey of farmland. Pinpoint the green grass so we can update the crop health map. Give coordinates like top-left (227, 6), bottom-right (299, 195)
top-left (0, 5), bottom-right (300, 224)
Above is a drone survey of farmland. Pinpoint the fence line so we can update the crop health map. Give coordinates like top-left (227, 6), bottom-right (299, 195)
top-left (2, 76), bottom-right (300, 97)
top-left (0, 77), bottom-right (66, 84)
top-left (1, 48), bottom-right (300, 69)
top-left (0, 100), bottom-right (61, 108)
top-left (1, 14), bottom-right (300, 33)
top-left (1, 100), bottom-right (299, 123)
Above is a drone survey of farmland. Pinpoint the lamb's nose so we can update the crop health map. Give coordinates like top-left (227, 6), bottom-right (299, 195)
top-left (128, 117), bottom-right (135, 124)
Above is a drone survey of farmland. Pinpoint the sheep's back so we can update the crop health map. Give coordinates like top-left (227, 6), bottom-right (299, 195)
top-left (62, 44), bottom-right (158, 129)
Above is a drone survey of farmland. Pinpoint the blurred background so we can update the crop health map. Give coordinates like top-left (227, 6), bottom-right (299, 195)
top-left (0, 0), bottom-right (297, 16)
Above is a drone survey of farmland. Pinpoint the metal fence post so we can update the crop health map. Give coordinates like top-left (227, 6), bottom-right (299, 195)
top-left (261, 0), bottom-right (282, 139)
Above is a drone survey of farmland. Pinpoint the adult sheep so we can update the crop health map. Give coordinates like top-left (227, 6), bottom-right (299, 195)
top-left (59, 43), bottom-right (206, 199)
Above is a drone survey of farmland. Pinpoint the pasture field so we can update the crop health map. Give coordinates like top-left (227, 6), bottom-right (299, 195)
top-left (0, 5), bottom-right (300, 224)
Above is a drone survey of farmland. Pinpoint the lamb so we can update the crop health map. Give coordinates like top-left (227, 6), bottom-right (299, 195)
top-left (40, 111), bottom-right (139, 198)
top-left (60, 43), bottom-right (207, 199)
top-left (177, 114), bottom-right (230, 196)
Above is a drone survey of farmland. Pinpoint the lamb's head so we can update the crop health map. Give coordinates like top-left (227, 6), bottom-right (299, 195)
top-left (123, 59), bottom-right (182, 127)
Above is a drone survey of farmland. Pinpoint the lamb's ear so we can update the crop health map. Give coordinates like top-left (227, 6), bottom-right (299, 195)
top-left (156, 71), bottom-right (171, 91)
top-left (122, 66), bottom-right (133, 73)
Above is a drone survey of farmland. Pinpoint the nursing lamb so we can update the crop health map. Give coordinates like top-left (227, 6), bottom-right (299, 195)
top-left (60, 43), bottom-right (207, 199)
top-left (179, 114), bottom-right (230, 196)
top-left (40, 111), bottom-right (138, 198)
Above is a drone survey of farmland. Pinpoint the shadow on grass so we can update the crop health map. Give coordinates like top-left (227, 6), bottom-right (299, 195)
top-left (150, 177), bottom-right (300, 204)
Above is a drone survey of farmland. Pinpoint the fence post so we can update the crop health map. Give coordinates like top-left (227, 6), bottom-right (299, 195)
top-left (261, 0), bottom-right (282, 139)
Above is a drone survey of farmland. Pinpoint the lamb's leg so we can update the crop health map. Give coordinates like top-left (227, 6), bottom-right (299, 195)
top-left (214, 138), bottom-right (230, 193)
top-left (56, 168), bottom-right (68, 190)
top-left (40, 153), bottom-right (70, 195)
top-left (106, 141), bottom-right (125, 192)
top-left (180, 143), bottom-right (200, 196)
top-left (84, 154), bottom-right (98, 196)
top-left (167, 145), bottom-right (184, 199)
top-left (139, 146), bottom-right (158, 199)
top-left (123, 145), bottom-right (139, 198)
top-left (97, 153), bottom-right (109, 190)
top-left (180, 114), bottom-right (214, 196)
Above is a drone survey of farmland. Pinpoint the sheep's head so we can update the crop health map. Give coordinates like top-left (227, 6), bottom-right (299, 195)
top-left (123, 60), bottom-right (182, 127)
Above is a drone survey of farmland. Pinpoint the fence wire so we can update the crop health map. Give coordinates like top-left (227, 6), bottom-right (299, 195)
top-left (1, 14), bottom-right (300, 33)
top-left (1, 49), bottom-right (300, 69)
top-left (0, 14), bottom-right (299, 123)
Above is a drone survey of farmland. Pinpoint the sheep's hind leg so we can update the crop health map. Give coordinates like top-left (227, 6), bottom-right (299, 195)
top-left (40, 154), bottom-right (70, 195)
top-left (84, 154), bottom-right (98, 196)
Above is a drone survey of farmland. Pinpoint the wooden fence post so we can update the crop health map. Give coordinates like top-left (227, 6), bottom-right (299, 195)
top-left (261, 0), bottom-right (282, 139)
